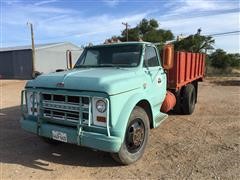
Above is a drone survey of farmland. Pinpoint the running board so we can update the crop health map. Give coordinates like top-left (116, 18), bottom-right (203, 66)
top-left (154, 112), bottom-right (168, 128)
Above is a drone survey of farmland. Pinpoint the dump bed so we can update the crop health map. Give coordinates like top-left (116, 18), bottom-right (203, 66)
top-left (167, 51), bottom-right (205, 90)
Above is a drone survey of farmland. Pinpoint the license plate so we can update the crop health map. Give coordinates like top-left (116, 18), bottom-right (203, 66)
top-left (52, 130), bottom-right (67, 142)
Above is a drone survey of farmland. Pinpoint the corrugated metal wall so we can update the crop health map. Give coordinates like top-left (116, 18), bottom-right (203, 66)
top-left (0, 43), bottom-right (83, 79)
top-left (0, 50), bottom-right (32, 79)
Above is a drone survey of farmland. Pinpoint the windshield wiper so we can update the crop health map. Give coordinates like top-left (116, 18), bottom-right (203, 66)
top-left (100, 64), bottom-right (134, 67)
top-left (74, 65), bottom-right (99, 68)
top-left (99, 64), bottom-right (117, 67)
top-left (75, 64), bottom-right (134, 68)
top-left (112, 64), bottom-right (135, 67)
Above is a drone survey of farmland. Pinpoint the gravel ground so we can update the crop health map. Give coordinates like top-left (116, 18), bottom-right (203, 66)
top-left (0, 77), bottom-right (239, 179)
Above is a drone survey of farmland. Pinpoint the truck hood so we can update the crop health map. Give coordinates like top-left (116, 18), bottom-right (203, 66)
top-left (26, 68), bottom-right (141, 95)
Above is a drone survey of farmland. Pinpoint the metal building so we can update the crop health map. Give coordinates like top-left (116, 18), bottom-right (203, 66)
top-left (0, 42), bottom-right (83, 79)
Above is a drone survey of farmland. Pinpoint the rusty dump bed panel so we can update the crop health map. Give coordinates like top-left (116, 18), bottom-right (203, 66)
top-left (167, 51), bottom-right (206, 90)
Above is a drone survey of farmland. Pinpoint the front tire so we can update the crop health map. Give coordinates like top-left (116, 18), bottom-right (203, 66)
top-left (111, 106), bottom-right (150, 165)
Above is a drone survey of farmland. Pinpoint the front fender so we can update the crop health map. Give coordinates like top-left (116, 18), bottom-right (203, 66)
top-left (109, 90), bottom-right (152, 142)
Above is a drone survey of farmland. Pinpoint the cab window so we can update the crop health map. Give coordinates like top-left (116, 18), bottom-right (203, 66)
top-left (144, 46), bottom-right (159, 67)
top-left (82, 50), bottom-right (99, 66)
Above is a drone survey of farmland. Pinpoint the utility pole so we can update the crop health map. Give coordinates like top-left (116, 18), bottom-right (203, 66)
top-left (27, 22), bottom-right (36, 78)
top-left (122, 22), bottom-right (130, 41)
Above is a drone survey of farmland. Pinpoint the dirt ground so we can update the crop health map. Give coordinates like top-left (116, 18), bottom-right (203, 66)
top-left (0, 77), bottom-right (239, 179)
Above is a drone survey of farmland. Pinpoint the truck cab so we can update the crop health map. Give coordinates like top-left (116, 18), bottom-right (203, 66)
top-left (20, 42), bottom-right (172, 164)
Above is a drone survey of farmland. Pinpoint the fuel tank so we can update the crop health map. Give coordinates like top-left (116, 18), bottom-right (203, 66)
top-left (160, 91), bottom-right (176, 113)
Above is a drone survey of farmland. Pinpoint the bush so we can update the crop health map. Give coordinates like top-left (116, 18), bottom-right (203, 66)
top-left (209, 49), bottom-right (240, 69)
top-left (210, 49), bottom-right (229, 69)
top-left (228, 54), bottom-right (240, 67)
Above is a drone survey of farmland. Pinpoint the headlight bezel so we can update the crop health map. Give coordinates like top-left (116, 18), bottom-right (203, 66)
top-left (92, 97), bottom-right (109, 127)
top-left (26, 91), bottom-right (40, 116)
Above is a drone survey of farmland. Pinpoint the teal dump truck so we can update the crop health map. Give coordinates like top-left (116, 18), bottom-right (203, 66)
top-left (20, 42), bottom-right (205, 164)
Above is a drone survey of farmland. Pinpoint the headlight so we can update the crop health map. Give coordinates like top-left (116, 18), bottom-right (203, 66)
top-left (96, 99), bottom-right (106, 113)
top-left (26, 91), bottom-right (39, 116)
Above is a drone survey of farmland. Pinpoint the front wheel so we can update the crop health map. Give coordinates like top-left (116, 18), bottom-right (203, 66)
top-left (111, 106), bottom-right (150, 165)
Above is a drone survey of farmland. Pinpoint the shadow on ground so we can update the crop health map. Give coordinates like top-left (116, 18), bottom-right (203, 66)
top-left (210, 80), bottom-right (240, 86)
top-left (0, 106), bottom-right (119, 171)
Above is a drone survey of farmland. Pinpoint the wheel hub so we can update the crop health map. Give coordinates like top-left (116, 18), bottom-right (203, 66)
top-left (126, 119), bottom-right (145, 153)
top-left (133, 128), bottom-right (144, 146)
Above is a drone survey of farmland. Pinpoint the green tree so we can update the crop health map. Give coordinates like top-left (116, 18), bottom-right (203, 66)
top-left (120, 27), bottom-right (140, 41)
top-left (118, 18), bottom-right (174, 45)
top-left (174, 29), bottom-right (215, 53)
top-left (143, 29), bottom-right (173, 43)
top-left (138, 18), bottom-right (158, 34)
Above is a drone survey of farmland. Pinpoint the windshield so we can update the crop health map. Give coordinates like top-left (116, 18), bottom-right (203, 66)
top-left (74, 44), bottom-right (142, 68)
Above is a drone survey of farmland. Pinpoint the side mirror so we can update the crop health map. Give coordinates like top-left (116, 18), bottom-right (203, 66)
top-left (66, 50), bottom-right (73, 69)
top-left (162, 44), bottom-right (174, 70)
top-left (32, 71), bottom-right (42, 79)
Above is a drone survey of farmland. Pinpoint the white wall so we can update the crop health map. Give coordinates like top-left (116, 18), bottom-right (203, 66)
top-left (35, 43), bottom-right (82, 74)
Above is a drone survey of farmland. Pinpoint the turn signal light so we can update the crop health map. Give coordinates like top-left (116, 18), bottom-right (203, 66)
top-left (96, 116), bottom-right (106, 123)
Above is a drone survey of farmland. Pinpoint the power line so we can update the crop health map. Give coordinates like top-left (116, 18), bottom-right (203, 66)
top-left (213, 34), bottom-right (240, 38)
top-left (208, 31), bottom-right (240, 37)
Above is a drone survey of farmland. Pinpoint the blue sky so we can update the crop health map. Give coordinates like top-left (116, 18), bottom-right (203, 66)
top-left (1, 0), bottom-right (239, 53)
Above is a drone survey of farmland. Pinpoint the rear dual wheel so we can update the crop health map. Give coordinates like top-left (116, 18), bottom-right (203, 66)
top-left (182, 84), bottom-right (196, 115)
top-left (173, 83), bottom-right (196, 115)
top-left (111, 106), bottom-right (149, 165)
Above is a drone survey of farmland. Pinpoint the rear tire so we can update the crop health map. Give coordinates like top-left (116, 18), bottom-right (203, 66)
top-left (173, 90), bottom-right (182, 114)
top-left (182, 84), bottom-right (196, 115)
top-left (111, 106), bottom-right (150, 165)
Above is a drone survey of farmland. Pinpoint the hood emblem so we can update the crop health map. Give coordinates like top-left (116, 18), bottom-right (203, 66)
top-left (56, 82), bottom-right (64, 87)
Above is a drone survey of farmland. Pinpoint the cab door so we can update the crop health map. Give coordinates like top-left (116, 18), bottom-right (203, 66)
top-left (143, 45), bottom-right (166, 109)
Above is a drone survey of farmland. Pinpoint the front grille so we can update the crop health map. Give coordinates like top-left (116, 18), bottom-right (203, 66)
top-left (41, 93), bottom-right (91, 125)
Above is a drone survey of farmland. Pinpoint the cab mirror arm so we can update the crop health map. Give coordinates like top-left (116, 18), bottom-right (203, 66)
top-left (144, 60), bottom-right (149, 71)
